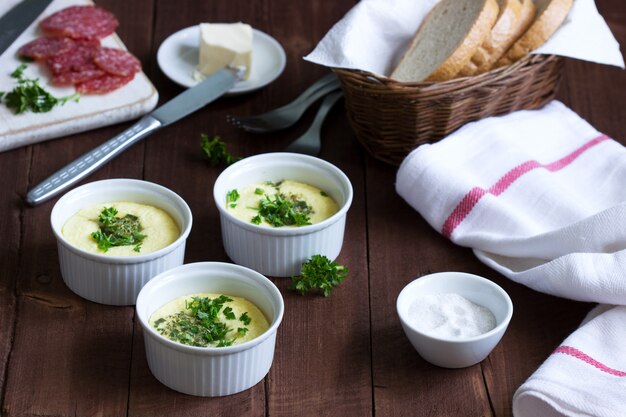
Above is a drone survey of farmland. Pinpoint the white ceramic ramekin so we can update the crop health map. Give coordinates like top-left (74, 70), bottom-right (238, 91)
top-left (213, 152), bottom-right (353, 277)
top-left (135, 262), bottom-right (284, 397)
top-left (50, 179), bottom-right (193, 306)
top-left (396, 272), bottom-right (513, 368)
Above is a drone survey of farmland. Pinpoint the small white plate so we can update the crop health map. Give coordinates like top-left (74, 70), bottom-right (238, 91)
top-left (157, 25), bottom-right (286, 95)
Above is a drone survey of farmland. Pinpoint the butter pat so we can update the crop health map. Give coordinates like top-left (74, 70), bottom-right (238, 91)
top-left (198, 22), bottom-right (253, 80)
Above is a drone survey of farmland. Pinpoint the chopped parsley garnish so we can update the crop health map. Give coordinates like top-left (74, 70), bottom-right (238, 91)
top-left (223, 306), bottom-right (236, 320)
top-left (90, 207), bottom-right (146, 252)
top-left (200, 134), bottom-right (240, 167)
top-left (254, 188), bottom-right (264, 195)
top-left (320, 191), bottom-right (328, 197)
top-left (289, 255), bottom-right (348, 297)
top-left (152, 294), bottom-right (251, 347)
top-left (264, 180), bottom-right (283, 188)
top-left (0, 64), bottom-right (79, 114)
top-left (240, 312), bottom-right (251, 325)
top-left (251, 215), bottom-right (261, 225)
top-left (254, 193), bottom-right (312, 227)
top-left (226, 189), bottom-right (240, 208)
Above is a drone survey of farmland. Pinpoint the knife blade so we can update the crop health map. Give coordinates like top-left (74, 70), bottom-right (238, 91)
top-left (0, 0), bottom-right (53, 56)
top-left (25, 67), bottom-right (243, 206)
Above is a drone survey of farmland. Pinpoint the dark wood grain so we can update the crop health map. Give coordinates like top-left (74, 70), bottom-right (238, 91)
top-left (0, 0), bottom-right (624, 416)
top-left (0, 146), bottom-right (29, 407)
top-left (366, 157), bottom-right (494, 417)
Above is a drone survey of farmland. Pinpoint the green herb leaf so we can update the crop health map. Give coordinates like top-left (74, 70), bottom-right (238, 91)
top-left (11, 64), bottom-right (26, 79)
top-left (320, 191), bottom-right (328, 197)
top-left (1, 64), bottom-right (79, 114)
top-left (153, 295), bottom-right (251, 347)
top-left (264, 180), bottom-right (283, 188)
top-left (251, 215), bottom-right (261, 225)
top-left (289, 255), bottom-right (348, 297)
top-left (254, 193), bottom-right (312, 227)
top-left (223, 306), bottom-right (236, 320)
top-left (217, 339), bottom-right (234, 347)
top-left (200, 134), bottom-right (240, 167)
top-left (254, 188), bottom-right (264, 195)
top-left (239, 312), bottom-right (251, 325)
top-left (90, 207), bottom-right (146, 253)
top-left (226, 189), bottom-right (239, 208)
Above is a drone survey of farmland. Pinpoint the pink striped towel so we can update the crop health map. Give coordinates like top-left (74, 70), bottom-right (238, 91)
top-left (513, 305), bottom-right (626, 417)
top-left (396, 100), bottom-right (626, 416)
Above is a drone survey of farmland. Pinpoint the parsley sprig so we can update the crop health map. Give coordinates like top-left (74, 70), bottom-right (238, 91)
top-left (0, 64), bottom-right (79, 114)
top-left (153, 295), bottom-right (252, 347)
top-left (90, 207), bottom-right (146, 253)
top-left (200, 134), bottom-right (240, 167)
top-left (289, 255), bottom-right (348, 297)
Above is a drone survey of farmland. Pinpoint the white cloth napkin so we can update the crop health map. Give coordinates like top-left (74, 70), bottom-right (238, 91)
top-left (304, 0), bottom-right (624, 76)
top-left (395, 100), bottom-right (626, 416)
top-left (513, 305), bottom-right (626, 417)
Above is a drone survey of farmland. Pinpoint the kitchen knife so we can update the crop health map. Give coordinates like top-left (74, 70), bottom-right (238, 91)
top-left (25, 67), bottom-right (243, 206)
top-left (0, 0), bottom-right (52, 56)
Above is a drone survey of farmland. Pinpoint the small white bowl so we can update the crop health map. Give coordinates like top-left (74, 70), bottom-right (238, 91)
top-left (396, 272), bottom-right (513, 368)
top-left (213, 153), bottom-right (353, 277)
top-left (50, 179), bottom-right (193, 306)
top-left (135, 262), bottom-right (284, 397)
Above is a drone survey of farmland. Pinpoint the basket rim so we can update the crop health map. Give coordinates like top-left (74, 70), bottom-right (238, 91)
top-left (332, 54), bottom-right (560, 95)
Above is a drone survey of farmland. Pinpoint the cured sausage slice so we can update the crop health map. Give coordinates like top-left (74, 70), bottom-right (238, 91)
top-left (46, 39), bottom-right (100, 74)
top-left (18, 36), bottom-right (75, 60)
top-left (76, 74), bottom-right (134, 94)
top-left (52, 68), bottom-right (106, 85)
top-left (40, 5), bottom-right (119, 40)
top-left (94, 47), bottom-right (141, 77)
top-left (25, 6), bottom-right (138, 94)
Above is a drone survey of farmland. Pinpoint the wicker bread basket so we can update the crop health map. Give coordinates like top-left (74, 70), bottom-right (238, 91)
top-left (334, 54), bottom-right (564, 165)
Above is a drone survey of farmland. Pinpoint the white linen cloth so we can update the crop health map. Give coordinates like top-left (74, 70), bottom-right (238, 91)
top-left (395, 100), bottom-right (626, 416)
top-left (513, 304), bottom-right (626, 417)
top-left (304, 0), bottom-right (624, 76)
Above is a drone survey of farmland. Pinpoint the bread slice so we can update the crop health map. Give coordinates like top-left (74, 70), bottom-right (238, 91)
top-left (458, 0), bottom-right (523, 76)
top-left (499, 0), bottom-right (538, 59)
top-left (390, 0), bottom-right (499, 82)
top-left (497, 0), bottom-right (572, 66)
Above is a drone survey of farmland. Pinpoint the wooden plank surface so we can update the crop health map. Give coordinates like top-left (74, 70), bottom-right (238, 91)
top-left (0, 0), bottom-right (624, 416)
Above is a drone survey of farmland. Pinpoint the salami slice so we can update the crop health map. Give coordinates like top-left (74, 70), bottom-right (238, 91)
top-left (94, 48), bottom-right (141, 77)
top-left (46, 39), bottom-right (100, 74)
top-left (18, 36), bottom-right (75, 60)
top-left (40, 5), bottom-right (119, 40)
top-left (76, 74), bottom-right (134, 94)
top-left (52, 68), bottom-right (106, 85)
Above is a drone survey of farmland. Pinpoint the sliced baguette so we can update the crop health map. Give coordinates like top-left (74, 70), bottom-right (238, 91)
top-left (458, 0), bottom-right (523, 76)
top-left (497, 0), bottom-right (572, 66)
top-left (390, 0), bottom-right (499, 82)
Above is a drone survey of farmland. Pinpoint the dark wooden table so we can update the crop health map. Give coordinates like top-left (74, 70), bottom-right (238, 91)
top-left (1, 0), bottom-right (624, 416)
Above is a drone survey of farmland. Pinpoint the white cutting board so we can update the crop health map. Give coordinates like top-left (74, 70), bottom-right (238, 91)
top-left (0, 0), bottom-right (158, 152)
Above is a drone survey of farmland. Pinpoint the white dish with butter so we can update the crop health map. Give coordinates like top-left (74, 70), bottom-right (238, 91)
top-left (213, 153), bottom-right (353, 277)
top-left (157, 25), bottom-right (286, 94)
top-left (136, 262), bottom-right (284, 397)
top-left (50, 179), bottom-right (193, 306)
